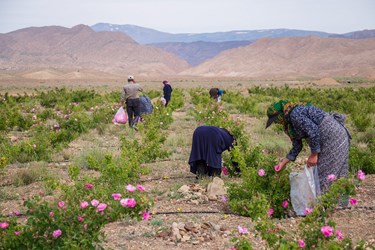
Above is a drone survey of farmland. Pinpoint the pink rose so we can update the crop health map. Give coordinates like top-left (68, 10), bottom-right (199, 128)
top-left (274, 165), bottom-right (282, 172)
top-left (298, 239), bottom-right (305, 248)
top-left (58, 201), bottom-right (65, 208)
top-left (267, 208), bottom-right (274, 216)
top-left (336, 230), bottom-right (343, 240)
top-left (80, 201), bottom-right (89, 209)
top-left (91, 199), bottom-right (99, 207)
top-left (78, 216), bottom-right (84, 222)
top-left (14, 231), bottom-right (20, 235)
top-left (120, 198), bottom-right (136, 208)
top-left (237, 226), bottom-right (248, 234)
top-left (321, 226), bottom-right (333, 237)
top-left (0, 222), bottom-right (9, 229)
top-left (49, 211), bottom-right (54, 217)
top-left (304, 208), bottom-right (313, 215)
top-left (222, 167), bottom-right (228, 176)
top-left (112, 193), bottom-right (122, 200)
top-left (142, 211), bottom-right (151, 221)
top-left (137, 185), bottom-right (146, 191)
top-left (327, 174), bottom-right (336, 181)
top-left (96, 203), bottom-right (107, 212)
top-left (52, 229), bottom-right (62, 238)
top-left (258, 169), bottom-right (265, 176)
top-left (84, 183), bottom-right (94, 189)
top-left (357, 170), bottom-right (365, 181)
top-left (126, 184), bottom-right (136, 192)
top-left (282, 200), bottom-right (289, 208)
top-left (349, 198), bottom-right (357, 205)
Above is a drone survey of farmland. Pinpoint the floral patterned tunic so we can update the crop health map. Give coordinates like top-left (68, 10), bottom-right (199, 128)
top-left (286, 105), bottom-right (326, 161)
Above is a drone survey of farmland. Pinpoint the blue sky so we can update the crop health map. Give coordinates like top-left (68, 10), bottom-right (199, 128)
top-left (1, 0), bottom-right (374, 34)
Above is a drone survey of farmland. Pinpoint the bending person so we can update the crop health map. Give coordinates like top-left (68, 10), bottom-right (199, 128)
top-left (189, 126), bottom-right (235, 178)
top-left (265, 100), bottom-right (351, 193)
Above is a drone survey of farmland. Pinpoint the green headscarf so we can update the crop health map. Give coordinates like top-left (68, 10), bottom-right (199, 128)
top-left (266, 100), bottom-right (311, 139)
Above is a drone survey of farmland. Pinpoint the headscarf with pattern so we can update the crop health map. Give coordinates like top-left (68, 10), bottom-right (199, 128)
top-left (266, 100), bottom-right (311, 139)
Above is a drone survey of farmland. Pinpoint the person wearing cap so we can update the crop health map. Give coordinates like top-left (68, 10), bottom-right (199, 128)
top-left (121, 75), bottom-right (143, 129)
top-left (162, 80), bottom-right (173, 107)
top-left (265, 100), bottom-right (351, 193)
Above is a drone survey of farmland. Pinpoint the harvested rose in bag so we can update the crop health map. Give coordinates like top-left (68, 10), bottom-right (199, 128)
top-left (112, 107), bottom-right (128, 124)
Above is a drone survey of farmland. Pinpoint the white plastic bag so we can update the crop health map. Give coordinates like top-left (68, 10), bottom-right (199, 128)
top-left (112, 107), bottom-right (128, 124)
top-left (289, 165), bottom-right (320, 216)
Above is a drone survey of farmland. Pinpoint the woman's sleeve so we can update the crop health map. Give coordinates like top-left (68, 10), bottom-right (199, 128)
top-left (290, 111), bottom-right (321, 155)
top-left (286, 139), bottom-right (303, 161)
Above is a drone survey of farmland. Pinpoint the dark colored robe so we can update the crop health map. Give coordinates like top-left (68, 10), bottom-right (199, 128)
top-left (188, 126), bottom-right (234, 174)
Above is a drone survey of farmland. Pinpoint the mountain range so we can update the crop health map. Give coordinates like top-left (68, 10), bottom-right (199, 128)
top-left (0, 24), bottom-right (374, 79)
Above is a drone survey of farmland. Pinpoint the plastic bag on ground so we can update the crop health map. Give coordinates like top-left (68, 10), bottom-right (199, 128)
top-left (112, 107), bottom-right (128, 124)
top-left (289, 165), bottom-right (320, 216)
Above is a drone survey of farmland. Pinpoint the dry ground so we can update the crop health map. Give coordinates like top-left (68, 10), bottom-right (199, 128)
top-left (0, 80), bottom-right (374, 249)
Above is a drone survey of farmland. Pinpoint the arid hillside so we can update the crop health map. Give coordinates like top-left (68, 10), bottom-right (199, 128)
top-left (180, 36), bottom-right (375, 78)
top-left (0, 25), bottom-right (190, 77)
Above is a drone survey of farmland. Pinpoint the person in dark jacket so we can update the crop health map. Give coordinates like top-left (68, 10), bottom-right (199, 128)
top-left (266, 100), bottom-right (351, 193)
top-left (162, 80), bottom-right (173, 106)
top-left (189, 126), bottom-right (235, 178)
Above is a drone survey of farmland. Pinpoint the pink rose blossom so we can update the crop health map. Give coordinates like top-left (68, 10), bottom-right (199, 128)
top-left (137, 185), bottom-right (146, 191)
top-left (91, 199), bottom-right (99, 207)
top-left (96, 203), bottom-right (107, 212)
top-left (58, 201), bottom-right (65, 208)
top-left (78, 216), bottom-right (84, 222)
top-left (327, 174), bottom-right (336, 181)
top-left (0, 222), bottom-right (9, 229)
top-left (80, 201), bottom-right (89, 209)
top-left (237, 226), bottom-right (248, 234)
top-left (52, 229), bottom-right (62, 238)
top-left (120, 198), bottom-right (136, 208)
top-left (267, 208), bottom-right (274, 216)
top-left (221, 196), bottom-right (228, 203)
top-left (336, 230), bottom-right (343, 240)
top-left (14, 231), bottom-right (20, 235)
top-left (32, 144), bottom-right (37, 149)
top-left (84, 224), bottom-right (88, 229)
top-left (112, 193), bottom-right (122, 200)
top-left (298, 239), bottom-right (305, 248)
top-left (304, 208), bottom-right (313, 215)
top-left (274, 164), bottom-right (282, 172)
top-left (258, 169), bottom-right (265, 176)
top-left (142, 211), bottom-right (151, 221)
top-left (282, 200), bottom-right (289, 208)
top-left (13, 210), bottom-right (20, 216)
top-left (321, 226), bottom-right (333, 237)
top-left (126, 184), bottom-right (136, 192)
top-left (49, 211), bottom-right (54, 217)
top-left (349, 198), bottom-right (357, 205)
top-left (84, 183), bottom-right (94, 189)
top-left (222, 167), bottom-right (228, 176)
top-left (357, 170), bottom-right (366, 181)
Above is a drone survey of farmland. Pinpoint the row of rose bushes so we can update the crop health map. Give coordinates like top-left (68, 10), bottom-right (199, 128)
top-left (0, 88), bottom-right (183, 248)
top-left (189, 91), bottom-right (370, 249)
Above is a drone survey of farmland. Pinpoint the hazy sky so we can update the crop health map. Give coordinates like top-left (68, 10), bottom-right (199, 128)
top-left (1, 0), bottom-right (374, 34)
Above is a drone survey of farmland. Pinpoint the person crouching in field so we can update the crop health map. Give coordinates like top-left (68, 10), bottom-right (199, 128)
top-left (266, 100), bottom-right (351, 193)
top-left (121, 75), bottom-right (143, 129)
top-left (189, 126), bottom-right (235, 179)
top-left (209, 88), bottom-right (225, 102)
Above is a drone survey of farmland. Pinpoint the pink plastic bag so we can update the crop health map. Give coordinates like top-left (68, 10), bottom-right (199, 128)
top-left (112, 107), bottom-right (128, 124)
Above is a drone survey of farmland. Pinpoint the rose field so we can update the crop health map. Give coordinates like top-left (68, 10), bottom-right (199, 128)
top-left (0, 80), bottom-right (374, 249)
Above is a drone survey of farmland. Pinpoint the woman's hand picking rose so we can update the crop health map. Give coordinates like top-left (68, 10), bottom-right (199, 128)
top-left (274, 164), bottom-right (282, 172)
